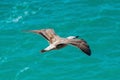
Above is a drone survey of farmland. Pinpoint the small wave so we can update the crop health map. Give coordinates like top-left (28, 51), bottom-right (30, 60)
top-left (15, 67), bottom-right (30, 80)
top-left (0, 57), bottom-right (7, 64)
top-left (12, 16), bottom-right (23, 23)
top-left (6, 16), bottom-right (23, 23)
top-left (24, 11), bottom-right (29, 15)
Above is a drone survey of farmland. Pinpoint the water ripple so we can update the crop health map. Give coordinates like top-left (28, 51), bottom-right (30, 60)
top-left (15, 67), bottom-right (30, 80)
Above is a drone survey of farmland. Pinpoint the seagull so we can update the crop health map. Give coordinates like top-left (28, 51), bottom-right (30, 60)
top-left (27, 29), bottom-right (91, 56)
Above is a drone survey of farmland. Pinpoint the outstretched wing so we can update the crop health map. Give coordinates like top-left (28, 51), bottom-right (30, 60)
top-left (68, 39), bottom-right (91, 56)
top-left (28, 29), bottom-right (60, 44)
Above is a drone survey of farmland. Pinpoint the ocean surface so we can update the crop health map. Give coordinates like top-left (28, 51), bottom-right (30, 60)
top-left (0, 0), bottom-right (120, 80)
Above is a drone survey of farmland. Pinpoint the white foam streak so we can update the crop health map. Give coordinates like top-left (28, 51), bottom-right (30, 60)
top-left (15, 67), bottom-right (30, 80)
top-left (12, 16), bottom-right (23, 23)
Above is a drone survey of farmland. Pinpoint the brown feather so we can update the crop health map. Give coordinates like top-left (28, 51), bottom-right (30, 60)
top-left (69, 39), bottom-right (91, 56)
top-left (26, 29), bottom-right (91, 56)
top-left (28, 29), bottom-right (60, 44)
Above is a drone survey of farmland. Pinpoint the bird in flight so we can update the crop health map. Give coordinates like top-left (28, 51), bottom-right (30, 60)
top-left (27, 29), bottom-right (91, 56)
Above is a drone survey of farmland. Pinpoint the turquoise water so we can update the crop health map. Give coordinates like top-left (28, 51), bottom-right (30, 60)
top-left (0, 0), bottom-right (120, 80)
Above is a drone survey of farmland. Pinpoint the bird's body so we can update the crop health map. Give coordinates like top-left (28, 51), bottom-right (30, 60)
top-left (27, 29), bottom-right (91, 56)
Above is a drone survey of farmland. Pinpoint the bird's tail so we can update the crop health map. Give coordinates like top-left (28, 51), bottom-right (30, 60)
top-left (67, 36), bottom-right (79, 39)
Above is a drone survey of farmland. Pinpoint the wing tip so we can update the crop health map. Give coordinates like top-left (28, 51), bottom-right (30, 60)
top-left (85, 49), bottom-right (91, 56)
top-left (86, 52), bottom-right (91, 56)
